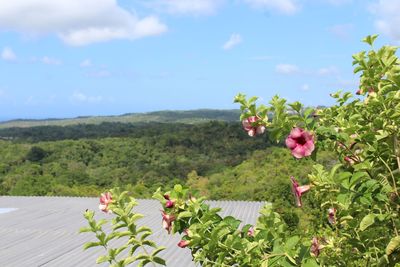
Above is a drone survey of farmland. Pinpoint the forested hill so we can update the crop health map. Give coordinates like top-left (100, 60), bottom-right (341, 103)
top-left (0, 121), bottom-right (273, 196)
top-left (0, 109), bottom-right (241, 129)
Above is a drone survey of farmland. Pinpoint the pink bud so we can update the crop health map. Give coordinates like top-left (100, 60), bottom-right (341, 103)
top-left (165, 200), bottom-right (175, 208)
top-left (328, 208), bottom-right (336, 225)
top-left (247, 227), bottom-right (255, 237)
top-left (177, 240), bottom-right (190, 248)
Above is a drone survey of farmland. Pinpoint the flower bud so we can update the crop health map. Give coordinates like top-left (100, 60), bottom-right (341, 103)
top-left (165, 200), bottom-right (175, 208)
top-left (177, 240), bottom-right (190, 248)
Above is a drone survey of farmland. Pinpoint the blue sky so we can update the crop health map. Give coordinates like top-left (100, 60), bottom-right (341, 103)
top-left (0, 0), bottom-right (399, 120)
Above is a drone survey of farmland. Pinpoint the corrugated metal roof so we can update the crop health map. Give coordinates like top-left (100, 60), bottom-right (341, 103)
top-left (0, 196), bottom-right (265, 267)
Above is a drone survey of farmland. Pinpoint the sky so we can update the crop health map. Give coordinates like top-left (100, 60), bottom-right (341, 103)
top-left (0, 0), bottom-right (399, 120)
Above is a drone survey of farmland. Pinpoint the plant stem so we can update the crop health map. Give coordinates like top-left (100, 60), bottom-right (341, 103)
top-left (378, 155), bottom-right (399, 197)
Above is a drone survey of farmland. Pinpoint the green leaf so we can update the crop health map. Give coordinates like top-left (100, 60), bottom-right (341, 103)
top-left (151, 246), bottom-right (166, 256)
top-left (152, 256), bottom-right (166, 266)
top-left (83, 241), bottom-right (100, 250)
top-left (303, 258), bottom-right (319, 267)
top-left (177, 211), bottom-right (192, 220)
top-left (360, 214), bottom-right (376, 231)
top-left (285, 236), bottom-right (300, 250)
top-left (96, 255), bottom-right (109, 264)
top-left (362, 34), bottom-right (378, 46)
top-left (79, 227), bottom-right (92, 233)
top-left (386, 236), bottom-right (400, 255)
top-left (174, 184), bottom-right (183, 192)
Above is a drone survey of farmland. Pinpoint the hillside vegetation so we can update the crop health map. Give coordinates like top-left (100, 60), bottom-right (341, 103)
top-left (0, 109), bottom-right (241, 129)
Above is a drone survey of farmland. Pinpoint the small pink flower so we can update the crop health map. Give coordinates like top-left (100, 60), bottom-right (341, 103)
top-left (310, 237), bottom-right (323, 257)
top-left (247, 226), bottom-right (255, 237)
top-left (161, 210), bottom-right (175, 234)
top-left (177, 240), bottom-right (190, 248)
top-left (344, 156), bottom-right (355, 165)
top-left (328, 208), bottom-right (336, 225)
top-left (290, 176), bottom-right (310, 207)
top-left (285, 128), bottom-right (315, 159)
top-left (242, 116), bottom-right (265, 137)
top-left (99, 192), bottom-right (112, 213)
top-left (165, 200), bottom-right (175, 208)
top-left (183, 228), bottom-right (191, 236)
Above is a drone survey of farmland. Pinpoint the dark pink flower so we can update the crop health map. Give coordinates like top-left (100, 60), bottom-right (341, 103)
top-left (310, 237), bottom-right (323, 257)
top-left (247, 226), bottom-right (255, 237)
top-left (177, 240), bottom-right (190, 248)
top-left (285, 127), bottom-right (315, 159)
top-left (344, 156), bottom-right (355, 165)
top-left (165, 200), bottom-right (175, 208)
top-left (290, 176), bottom-right (310, 207)
top-left (99, 192), bottom-right (112, 213)
top-left (328, 208), bottom-right (336, 225)
top-left (242, 116), bottom-right (265, 137)
top-left (161, 210), bottom-right (175, 234)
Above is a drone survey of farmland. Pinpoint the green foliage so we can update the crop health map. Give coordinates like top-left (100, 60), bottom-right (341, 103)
top-left (0, 121), bottom-right (271, 197)
top-left (154, 186), bottom-right (314, 266)
top-left (80, 189), bottom-right (166, 266)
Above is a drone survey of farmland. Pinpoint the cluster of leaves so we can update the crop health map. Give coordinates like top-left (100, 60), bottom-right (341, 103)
top-left (0, 121), bottom-right (271, 196)
top-left (233, 35), bottom-right (400, 265)
top-left (80, 188), bottom-right (166, 267)
top-left (154, 185), bottom-right (319, 266)
top-left (148, 35), bottom-right (400, 266)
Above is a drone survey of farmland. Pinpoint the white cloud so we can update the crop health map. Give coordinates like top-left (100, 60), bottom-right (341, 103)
top-left (275, 63), bottom-right (299, 74)
top-left (371, 0), bottom-right (400, 42)
top-left (301, 84), bottom-right (310, 91)
top-left (1, 47), bottom-right (16, 61)
top-left (325, 0), bottom-right (352, 5)
top-left (329, 23), bottom-right (354, 40)
top-left (243, 0), bottom-right (299, 15)
top-left (222, 33), bottom-right (242, 50)
top-left (0, 0), bottom-right (168, 46)
top-left (318, 66), bottom-right (339, 76)
top-left (146, 0), bottom-right (224, 16)
top-left (71, 91), bottom-right (103, 103)
top-left (41, 56), bottom-right (62, 65)
top-left (80, 59), bottom-right (92, 68)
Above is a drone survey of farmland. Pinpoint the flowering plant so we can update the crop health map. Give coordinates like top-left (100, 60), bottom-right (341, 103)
top-left (80, 189), bottom-right (166, 266)
top-left (156, 35), bottom-right (400, 266)
top-left (82, 35), bottom-right (400, 266)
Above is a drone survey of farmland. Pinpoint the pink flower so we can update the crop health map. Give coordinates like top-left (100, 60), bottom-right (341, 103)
top-left (99, 192), bottom-right (112, 213)
top-left (242, 116), bottom-right (265, 137)
top-left (328, 208), bottom-right (336, 225)
top-left (344, 156), bottom-right (357, 165)
top-left (290, 176), bottom-right (310, 207)
top-left (247, 226), bottom-right (255, 237)
top-left (165, 200), bottom-right (175, 208)
top-left (177, 240), bottom-right (190, 248)
top-left (310, 237), bottom-right (323, 257)
top-left (285, 128), bottom-right (315, 159)
top-left (161, 210), bottom-right (175, 234)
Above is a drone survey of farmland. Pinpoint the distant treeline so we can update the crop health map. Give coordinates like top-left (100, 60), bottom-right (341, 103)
top-left (0, 121), bottom-right (249, 142)
top-left (0, 121), bottom-right (274, 197)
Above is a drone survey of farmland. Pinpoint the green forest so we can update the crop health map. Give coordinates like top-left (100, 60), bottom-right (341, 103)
top-left (0, 119), bottom-right (334, 208)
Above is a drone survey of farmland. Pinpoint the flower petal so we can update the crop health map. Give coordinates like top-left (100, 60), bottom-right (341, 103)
top-left (285, 137), bottom-right (297, 149)
top-left (291, 145), bottom-right (306, 159)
